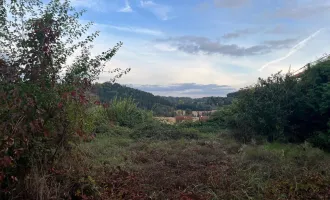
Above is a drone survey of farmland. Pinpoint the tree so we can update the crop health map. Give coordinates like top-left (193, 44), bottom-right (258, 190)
top-left (0, 0), bottom-right (129, 198)
top-left (92, 82), bottom-right (173, 110)
top-left (185, 108), bottom-right (192, 116)
top-left (216, 60), bottom-right (330, 147)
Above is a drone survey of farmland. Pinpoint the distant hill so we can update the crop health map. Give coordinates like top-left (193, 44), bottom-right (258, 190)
top-left (92, 82), bottom-right (235, 116)
top-left (161, 96), bottom-right (232, 111)
top-left (91, 82), bottom-right (173, 110)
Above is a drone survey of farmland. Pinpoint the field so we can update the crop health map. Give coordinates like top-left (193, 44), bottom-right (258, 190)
top-left (73, 128), bottom-right (330, 200)
top-left (154, 117), bottom-right (200, 124)
top-left (153, 117), bottom-right (177, 124)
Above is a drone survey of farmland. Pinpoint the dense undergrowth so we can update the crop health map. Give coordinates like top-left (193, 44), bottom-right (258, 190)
top-left (1, 0), bottom-right (330, 200)
top-left (211, 61), bottom-right (330, 149)
top-left (75, 127), bottom-right (330, 200)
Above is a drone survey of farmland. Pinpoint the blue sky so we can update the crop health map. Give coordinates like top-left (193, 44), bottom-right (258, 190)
top-left (70, 0), bottom-right (330, 97)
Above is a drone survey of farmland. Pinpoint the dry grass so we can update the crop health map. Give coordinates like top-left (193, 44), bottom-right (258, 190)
top-left (75, 133), bottom-right (330, 200)
top-left (18, 130), bottom-right (330, 200)
top-left (153, 117), bottom-right (176, 124)
top-left (154, 117), bottom-right (199, 124)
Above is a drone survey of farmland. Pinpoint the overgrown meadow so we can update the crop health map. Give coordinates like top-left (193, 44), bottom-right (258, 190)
top-left (0, 0), bottom-right (330, 200)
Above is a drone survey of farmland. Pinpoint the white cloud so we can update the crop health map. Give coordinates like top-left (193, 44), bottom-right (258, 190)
top-left (118, 0), bottom-right (133, 13)
top-left (153, 43), bottom-right (177, 52)
top-left (140, 1), bottom-right (173, 21)
top-left (109, 25), bottom-right (163, 36)
top-left (94, 23), bottom-right (164, 36)
top-left (67, 22), bottom-right (330, 97)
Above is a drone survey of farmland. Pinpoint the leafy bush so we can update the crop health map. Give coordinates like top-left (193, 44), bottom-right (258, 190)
top-left (130, 121), bottom-right (200, 140)
top-left (0, 0), bottom-right (129, 198)
top-left (85, 106), bottom-right (111, 134)
top-left (176, 119), bottom-right (223, 133)
top-left (214, 60), bottom-right (330, 148)
top-left (309, 132), bottom-right (330, 152)
top-left (105, 97), bottom-right (153, 128)
top-left (152, 103), bottom-right (175, 117)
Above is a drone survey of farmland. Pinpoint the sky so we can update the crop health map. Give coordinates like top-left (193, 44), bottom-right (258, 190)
top-left (70, 0), bottom-right (330, 97)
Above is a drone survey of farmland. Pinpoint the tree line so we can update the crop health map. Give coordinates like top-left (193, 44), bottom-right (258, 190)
top-left (92, 82), bottom-right (235, 116)
top-left (211, 60), bottom-right (330, 150)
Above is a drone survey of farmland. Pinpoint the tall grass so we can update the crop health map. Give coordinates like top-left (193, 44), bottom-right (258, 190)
top-left (76, 130), bottom-right (330, 200)
top-left (105, 97), bottom-right (153, 128)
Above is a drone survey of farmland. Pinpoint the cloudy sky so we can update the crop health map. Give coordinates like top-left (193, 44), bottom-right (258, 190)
top-left (71, 0), bottom-right (330, 97)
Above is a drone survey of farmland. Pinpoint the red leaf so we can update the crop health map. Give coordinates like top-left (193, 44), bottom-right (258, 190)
top-left (71, 91), bottom-right (76, 97)
top-left (1, 156), bottom-right (13, 167)
top-left (44, 129), bottom-right (50, 137)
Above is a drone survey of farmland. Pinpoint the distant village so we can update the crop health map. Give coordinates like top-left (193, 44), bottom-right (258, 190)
top-left (175, 110), bottom-right (217, 117)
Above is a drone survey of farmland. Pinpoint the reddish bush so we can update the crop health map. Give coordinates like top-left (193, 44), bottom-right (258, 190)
top-left (0, 0), bottom-right (128, 198)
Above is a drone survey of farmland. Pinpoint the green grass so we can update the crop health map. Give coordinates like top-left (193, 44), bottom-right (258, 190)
top-left (71, 123), bottom-right (330, 199)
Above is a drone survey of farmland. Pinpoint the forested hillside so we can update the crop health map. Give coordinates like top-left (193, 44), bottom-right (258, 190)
top-left (162, 96), bottom-right (233, 111)
top-left (92, 82), bottom-right (235, 115)
top-left (92, 82), bottom-right (173, 110)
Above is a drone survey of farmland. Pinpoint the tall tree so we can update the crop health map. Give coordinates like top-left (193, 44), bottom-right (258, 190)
top-left (0, 0), bottom-right (129, 198)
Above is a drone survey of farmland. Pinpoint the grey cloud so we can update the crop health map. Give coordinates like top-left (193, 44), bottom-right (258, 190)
top-left (131, 83), bottom-right (237, 97)
top-left (263, 38), bottom-right (297, 49)
top-left (222, 28), bottom-right (257, 39)
top-left (156, 36), bottom-right (297, 56)
top-left (222, 27), bottom-right (290, 39)
top-left (213, 0), bottom-right (249, 8)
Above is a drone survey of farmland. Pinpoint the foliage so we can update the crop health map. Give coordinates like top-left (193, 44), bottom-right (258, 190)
top-left (214, 61), bottom-right (330, 148)
top-left (1, 0), bottom-right (330, 199)
top-left (77, 131), bottom-right (330, 200)
top-left (152, 103), bottom-right (175, 117)
top-left (0, 0), bottom-right (128, 198)
top-left (104, 97), bottom-right (153, 128)
top-left (164, 96), bottom-right (214, 111)
top-left (176, 120), bottom-right (223, 134)
top-left (226, 90), bottom-right (242, 98)
top-left (92, 82), bottom-right (234, 115)
top-left (185, 108), bottom-right (192, 116)
top-left (130, 121), bottom-right (200, 140)
top-left (92, 82), bottom-right (173, 110)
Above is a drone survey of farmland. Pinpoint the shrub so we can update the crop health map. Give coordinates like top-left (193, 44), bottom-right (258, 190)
top-left (105, 97), bottom-right (153, 128)
top-left (152, 103), bottom-right (175, 117)
top-left (0, 0), bottom-right (129, 198)
top-left (213, 60), bottom-right (330, 148)
top-left (176, 120), bottom-right (223, 133)
top-left (86, 106), bottom-right (111, 134)
top-left (309, 132), bottom-right (330, 152)
top-left (130, 121), bottom-right (200, 140)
